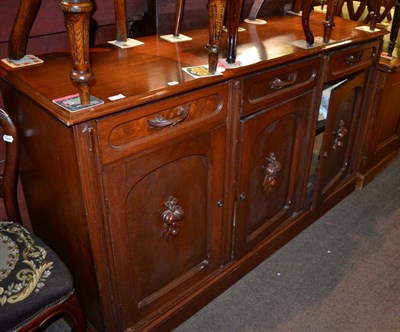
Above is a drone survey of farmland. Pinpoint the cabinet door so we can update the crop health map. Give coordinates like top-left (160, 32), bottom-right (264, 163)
top-left (361, 69), bottom-right (400, 176)
top-left (314, 71), bottom-right (367, 206)
top-left (235, 93), bottom-right (313, 257)
top-left (102, 127), bottom-right (227, 330)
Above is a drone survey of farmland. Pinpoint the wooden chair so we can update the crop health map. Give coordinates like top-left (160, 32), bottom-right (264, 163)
top-left (333, 0), bottom-right (399, 56)
top-left (0, 108), bottom-right (86, 331)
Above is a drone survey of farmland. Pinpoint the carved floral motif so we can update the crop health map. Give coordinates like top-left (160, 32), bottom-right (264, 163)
top-left (160, 197), bottom-right (185, 239)
top-left (262, 153), bottom-right (282, 191)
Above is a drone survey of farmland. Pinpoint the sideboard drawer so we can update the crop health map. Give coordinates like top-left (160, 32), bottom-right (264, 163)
top-left (325, 40), bottom-right (381, 82)
top-left (242, 57), bottom-right (320, 115)
top-left (97, 82), bottom-right (228, 164)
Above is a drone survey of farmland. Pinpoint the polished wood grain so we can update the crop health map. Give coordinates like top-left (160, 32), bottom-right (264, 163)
top-left (0, 12), bottom-right (385, 126)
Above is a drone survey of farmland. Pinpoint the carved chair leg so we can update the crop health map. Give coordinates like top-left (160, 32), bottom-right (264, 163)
top-left (225, 0), bottom-right (244, 64)
top-left (247, 0), bottom-right (264, 21)
top-left (302, 0), bottom-right (315, 45)
top-left (60, 0), bottom-right (95, 106)
top-left (8, 0), bottom-right (42, 60)
top-left (388, 0), bottom-right (400, 56)
top-left (21, 291), bottom-right (87, 331)
top-left (114, 0), bottom-right (128, 42)
top-left (323, 0), bottom-right (339, 43)
top-left (206, 0), bottom-right (227, 73)
top-left (173, 0), bottom-right (186, 37)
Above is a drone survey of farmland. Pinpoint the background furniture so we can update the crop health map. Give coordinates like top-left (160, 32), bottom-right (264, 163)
top-left (0, 108), bottom-right (86, 331)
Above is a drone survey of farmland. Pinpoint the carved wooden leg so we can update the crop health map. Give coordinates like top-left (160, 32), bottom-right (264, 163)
top-left (302, 0), bottom-right (315, 45)
top-left (367, 0), bottom-right (382, 31)
top-left (247, 0), bottom-right (264, 21)
top-left (323, 0), bottom-right (339, 43)
top-left (206, 0), bottom-right (227, 73)
top-left (60, 0), bottom-right (94, 106)
top-left (388, 0), bottom-right (400, 56)
top-left (114, 0), bottom-right (128, 42)
top-left (173, 0), bottom-right (186, 37)
top-left (225, 0), bottom-right (244, 64)
top-left (8, 0), bottom-right (42, 60)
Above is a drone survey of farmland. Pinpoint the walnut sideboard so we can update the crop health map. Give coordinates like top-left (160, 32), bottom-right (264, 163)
top-left (0, 12), bottom-right (385, 331)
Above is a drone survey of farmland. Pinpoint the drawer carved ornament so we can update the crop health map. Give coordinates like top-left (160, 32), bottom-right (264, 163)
top-left (345, 52), bottom-right (364, 65)
top-left (147, 103), bottom-right (191, 129)
top-left (270, 72), bottom-right (299, 90)
top-left (107, 94), bottom-right (223, 148)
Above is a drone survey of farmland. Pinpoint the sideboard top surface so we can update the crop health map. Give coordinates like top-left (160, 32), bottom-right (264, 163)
top-left (0, 12), bottom-right (385, 126)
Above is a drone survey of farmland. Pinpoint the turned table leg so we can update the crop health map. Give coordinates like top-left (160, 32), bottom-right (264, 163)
top-left (8, 0), bottom-right (42, 60)
top-left (206, 0), bottom-right (227, 73)
top-left (225, 0), bottom-right (244, 64)
top-left (173, 0), bottom-right (186, 37)
top-left (114, 0), bottom-right (128, 42)
top-left (323, 0), bottom-right (339, 43)
top-left (60, 0), bottom-right (95, 106)
top-left (388, 0), bottom-right (400, 56)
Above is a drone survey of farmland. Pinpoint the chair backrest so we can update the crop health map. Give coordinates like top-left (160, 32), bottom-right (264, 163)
top-left (336, 0), bottom-right (396, 24)
top-left (0, 107), bottom-right (22, 224)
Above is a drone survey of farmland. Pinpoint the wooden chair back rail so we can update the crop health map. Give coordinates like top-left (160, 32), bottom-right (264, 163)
top-left (0, 109), bottom-right (21, 224)
top-left (333, 0), bottom-right (399, 55)
top-left (336, 0), bottom-right (395, 23)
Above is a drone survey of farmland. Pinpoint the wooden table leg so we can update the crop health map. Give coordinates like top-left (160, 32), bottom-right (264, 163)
top-left (114, 0), bottom-right (128, 42)
top-left (225, 0), bottom-right (244, 64)
top-left (8, 0), bottom-right (42, 60)
top-left (60, 0), bottom-right (95, 106)
top-left (173, 0), bottom-right (186, 37)
top-left (388, 0), bottom-right (400, 56)
top-left (206, 0), bottom-right (227, 73)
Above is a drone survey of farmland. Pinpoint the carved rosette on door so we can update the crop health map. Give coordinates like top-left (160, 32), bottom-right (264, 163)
top-left (262, 152), bottom-right (282, 191)
top-left (160, 196), bottom-right (185, 239)
top-left (333, 120), bottom-right (348, 150)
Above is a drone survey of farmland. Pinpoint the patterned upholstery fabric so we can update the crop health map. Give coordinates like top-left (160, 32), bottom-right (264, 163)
top-left (0, 221), bottom-right (74, 331)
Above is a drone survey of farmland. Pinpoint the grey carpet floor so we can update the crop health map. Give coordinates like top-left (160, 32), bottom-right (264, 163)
top-left (175, 157), bottom-right (400, 332)
top-left (47, 156), bottom-right (400, 331)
